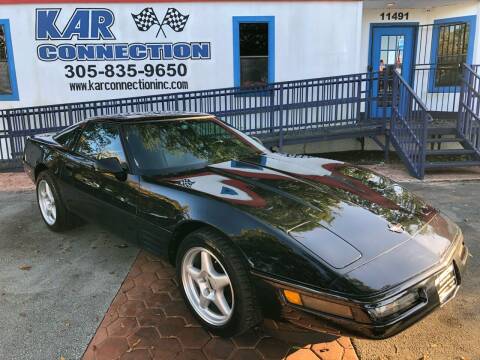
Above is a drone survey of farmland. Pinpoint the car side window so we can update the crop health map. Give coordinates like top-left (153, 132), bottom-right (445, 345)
top-left (54, 125), bottom-right (81, 149)
top-left (75, 122), bottom-right (128, 167)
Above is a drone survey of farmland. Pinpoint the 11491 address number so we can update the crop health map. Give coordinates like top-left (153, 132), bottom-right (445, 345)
top-left (64, 63), bottom-right (188, 79)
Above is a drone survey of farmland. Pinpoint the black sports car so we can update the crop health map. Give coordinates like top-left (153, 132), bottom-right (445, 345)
top-left (23, 113), bottom-right (468, 338)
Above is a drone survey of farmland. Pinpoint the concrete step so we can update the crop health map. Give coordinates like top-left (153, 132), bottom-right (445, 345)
top-left (425, 149), bottom-right (476, 156)
top-left (425, 160), bottom-right (480, 169)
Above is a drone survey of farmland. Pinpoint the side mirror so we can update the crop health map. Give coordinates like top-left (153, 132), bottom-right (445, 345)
top-left (94, 157), bottom-right (125, 176)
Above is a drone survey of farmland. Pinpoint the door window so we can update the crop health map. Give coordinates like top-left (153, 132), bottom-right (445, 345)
top-left (54, 124), bottom-right (81, 149)
top-left (75, 122), bottom-right (128, 166)
top-left (379, 35), bottom-right (404, 74)
top-left (379, 35), bottom-right (405, 107)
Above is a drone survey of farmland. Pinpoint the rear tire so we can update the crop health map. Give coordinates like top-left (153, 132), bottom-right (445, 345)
top-left (176, 227), bottom-right (262, 337)
top-left (36, 171), bottom-right (73, 232)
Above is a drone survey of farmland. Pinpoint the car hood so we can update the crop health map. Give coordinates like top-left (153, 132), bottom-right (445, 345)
top-left (162, 154), bottom-right (457, 273)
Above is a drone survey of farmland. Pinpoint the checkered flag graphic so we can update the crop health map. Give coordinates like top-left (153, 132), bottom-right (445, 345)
top-left (177, 178), bottom-right (195, 189)
top-left (131, 8), bottom-right (160, 32)
top-left (160, 8), bottom-right (189, 34)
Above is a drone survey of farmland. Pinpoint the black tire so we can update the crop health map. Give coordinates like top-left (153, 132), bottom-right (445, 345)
top-left (36, 171), bottom-right (73, 232)
top-left (176, 227), bottom-right (262, 337)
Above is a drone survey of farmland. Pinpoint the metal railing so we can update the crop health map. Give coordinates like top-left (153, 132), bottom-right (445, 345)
top-left (0, 72), bottom-right (389, 170)
top-left (411, 64), bottom-right (480, 119)
top-left (2, 66), bottom-right (471, 179)
top-left (458, 64), bottom-right (480, 157)
top-left (412, 21), bottom-right (470, 117)
top-left (413, 65), bottom-right (463, 115)
top-left (390, 70), bottom-right (432, 179)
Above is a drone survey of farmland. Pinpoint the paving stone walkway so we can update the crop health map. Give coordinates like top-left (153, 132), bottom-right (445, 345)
top-left (82, 251), bottom-right (359, 360)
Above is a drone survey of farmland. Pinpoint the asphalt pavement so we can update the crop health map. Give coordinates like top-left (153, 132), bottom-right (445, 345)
top-left (0, 190), bottom-right (138, 360)
top-left (0, 181), bottom-right (479, 359)
top-left (353, 181), bottom-right (480, 360)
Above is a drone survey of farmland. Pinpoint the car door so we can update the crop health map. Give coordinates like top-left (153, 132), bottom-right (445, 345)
top-left (121, 121), bottom-right (187, 255)
top-left (61, 121), bottom-right (139, 242)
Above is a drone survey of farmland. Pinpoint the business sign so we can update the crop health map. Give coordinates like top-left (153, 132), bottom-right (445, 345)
top-left (34, 7), bottom-right (211, 94)
top-left (0, 1), bottom-right (362, 108)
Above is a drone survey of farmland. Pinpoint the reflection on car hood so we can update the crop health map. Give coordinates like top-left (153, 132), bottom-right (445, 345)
top-left (164, 153), bottom-right (457, 271)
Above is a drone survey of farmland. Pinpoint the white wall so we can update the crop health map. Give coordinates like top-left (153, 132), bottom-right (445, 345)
top-left (0, 1), bottom-right (363, 109)
top-left (361, 1), bottom-right (480, 72)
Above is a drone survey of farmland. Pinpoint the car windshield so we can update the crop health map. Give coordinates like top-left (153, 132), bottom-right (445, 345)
top-left (123, 117), bottom-right (264, 175)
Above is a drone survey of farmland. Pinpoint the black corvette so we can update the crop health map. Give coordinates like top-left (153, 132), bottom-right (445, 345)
top-left (23, 113), bottom-right (468, 338)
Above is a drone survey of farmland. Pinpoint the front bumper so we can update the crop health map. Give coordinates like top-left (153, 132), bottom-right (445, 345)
top-left (252, 232), bottom-right (468, 339)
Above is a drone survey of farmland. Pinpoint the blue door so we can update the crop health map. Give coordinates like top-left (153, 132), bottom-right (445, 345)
top-left (370, 26), bottom-right (415, 118)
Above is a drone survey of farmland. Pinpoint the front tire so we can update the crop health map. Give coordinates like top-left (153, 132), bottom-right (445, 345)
top-left (36, 171), bottom-right (72, 232)
top-left (176, 228), bottom-right (262, 337)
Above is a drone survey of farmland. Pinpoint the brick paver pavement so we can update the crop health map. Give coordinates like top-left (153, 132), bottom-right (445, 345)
top-left (82, 251), bottom-right (359, 360)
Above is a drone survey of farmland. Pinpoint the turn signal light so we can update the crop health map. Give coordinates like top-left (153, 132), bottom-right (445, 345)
top-left (283, 290), bottom-right (303, 305)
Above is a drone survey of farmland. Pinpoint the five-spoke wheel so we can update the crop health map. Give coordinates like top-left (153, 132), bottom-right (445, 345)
top-left (36, 171), bottom-right (74, 232)
top-left (38, 179), bottom-right (57, 225)
top-left (182, 247), bottom-right (234, 326)
top-left (177, 228), bottom-right (262, 336)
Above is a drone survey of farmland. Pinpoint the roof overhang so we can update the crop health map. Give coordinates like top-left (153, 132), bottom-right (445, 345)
top-left (364, 0), bottom-right (475, 9)
top-left (0, 0), bottom-right (361, 4)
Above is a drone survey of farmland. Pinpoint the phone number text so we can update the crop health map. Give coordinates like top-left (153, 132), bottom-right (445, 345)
top-left (64, 63), bottom-right (188, 79)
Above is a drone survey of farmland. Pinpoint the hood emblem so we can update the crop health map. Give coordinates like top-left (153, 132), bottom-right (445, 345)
top-left (388, 223), bottom-right (404, 233)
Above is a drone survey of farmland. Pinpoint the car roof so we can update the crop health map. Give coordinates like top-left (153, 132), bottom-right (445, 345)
top-left (85, 112), bottom-right (214, 123)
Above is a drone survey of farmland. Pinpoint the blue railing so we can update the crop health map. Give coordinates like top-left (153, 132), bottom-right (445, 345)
top-left (3, 67), bottom-right (471, 178)
top-left (390, 70), bottom-right (432, 179)
top-left (413, 65), bottom-right (464, 115)
top-left (458, 64), bottom-right (480, 157)
top-left (0, 72), bottom-right (389, 169)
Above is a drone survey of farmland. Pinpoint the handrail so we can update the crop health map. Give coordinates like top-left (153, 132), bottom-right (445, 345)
top-left (390, 70), bottom-right (432, 179)
top-left (3, 72), bottom-right (372, 112)
top-left (1, 71), bottom-right (389, 170)
top-left (395, 68), bottom-right (429, 106)
top-left (458, 63), bottom-right (480, 158)
top-left (463, 64), bottom-right (480, 81)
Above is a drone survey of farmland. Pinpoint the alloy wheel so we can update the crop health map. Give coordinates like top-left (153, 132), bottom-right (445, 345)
top-left (38, 180), bottom-right (57, 225)
top-left (181, 246), bottom-right (234, 326)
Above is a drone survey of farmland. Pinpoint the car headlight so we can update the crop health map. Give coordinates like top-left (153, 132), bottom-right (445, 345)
top-left (367, 290), bottom-right (420, 321)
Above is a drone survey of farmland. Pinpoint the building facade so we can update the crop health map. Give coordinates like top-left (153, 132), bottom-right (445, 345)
top-left (0, 0), bottom-right (478, 110)
top-left (0, 1), bottom-right (364, 108)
